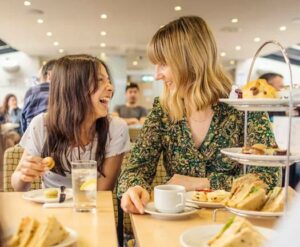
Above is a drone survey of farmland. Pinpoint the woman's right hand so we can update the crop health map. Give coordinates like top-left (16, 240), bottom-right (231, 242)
top-left (18, 155), bottom-right (47, 182)
top-left (121, 185), bottom-right (150, 214)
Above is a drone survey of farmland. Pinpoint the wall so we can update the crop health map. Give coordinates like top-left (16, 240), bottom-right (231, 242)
top-left (0, 51), bottom-right (40, 106)
top-left (235, 57), bottom-right (300, 87)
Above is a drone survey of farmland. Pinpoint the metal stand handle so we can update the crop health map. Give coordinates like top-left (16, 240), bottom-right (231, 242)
top-left (246, 40), bottom-right (294, 214)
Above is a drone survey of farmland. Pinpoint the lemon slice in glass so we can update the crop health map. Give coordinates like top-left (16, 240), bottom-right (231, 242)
top-left (80, 178), bottom-right (97, 191)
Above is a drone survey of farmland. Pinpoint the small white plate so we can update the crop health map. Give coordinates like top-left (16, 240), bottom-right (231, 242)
top-left (221, 147), bottom-right (300, 166)
top-left (180, 224), bottom-right (274, 247)
top-left (3, 227), bottom-right (77, 247)
top-left (22, 188), bottom-right (73, 203)
top-left (144, 202), bottom-right (198, 219)
top-left (186, 192), bottom-right (224, 208)
top-left (225, 206), bottom-right (283, 218)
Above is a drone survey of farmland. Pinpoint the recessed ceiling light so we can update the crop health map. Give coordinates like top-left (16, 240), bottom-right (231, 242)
top-left (42, 61), bottom-right (47, 65)
top-left (101, 14), bottom-right (107, 19)
top-left (279, 26), bottom-right (287, 31)
top-left (24, 1), bottom-right (31, 6)
top-left (37, 18), bottom-right (44, 24)
top-left (53, 41), bottom-right (59, 46)
top-left (58, 49), bottom-right (64, 53)
top-left (235, 45), bottom-right (241, 51)
top-left (160, 25), bottom-right (164, 28)
top-left (254, 37), bottom-right (261, 42)
top-left (230, 60), bottom-right (236, 65)
top-left (100, 31), bottom-right (107, 36)
top-left (100, 43), bottom-right (106, 47)
top-left (220, 52), bottom-right (226, 57)
top-left (46, 32), bottom-right (52, 37)
top-left (174, 6), bottom-right (182, 11)
top-left (132, 61), bottom-right (138, 66)
top-left (231, 18), bottom-right (238, 23)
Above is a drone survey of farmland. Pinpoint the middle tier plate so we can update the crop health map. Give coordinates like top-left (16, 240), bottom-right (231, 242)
top-left (221, 147), bottom-right (300, 166)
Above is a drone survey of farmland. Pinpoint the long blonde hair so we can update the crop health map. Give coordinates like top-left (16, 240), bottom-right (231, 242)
top-left (148, 16), bottom-right (232, 122)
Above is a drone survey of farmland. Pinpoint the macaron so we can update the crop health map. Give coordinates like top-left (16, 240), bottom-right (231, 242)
top-left (43, 157), bottom-right (55, 169)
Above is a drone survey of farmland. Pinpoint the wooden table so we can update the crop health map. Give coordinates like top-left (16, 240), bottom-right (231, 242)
top-left (0, 191), bottom-right (118, 247)
top-left (131, 208), bottom-right (277, 247)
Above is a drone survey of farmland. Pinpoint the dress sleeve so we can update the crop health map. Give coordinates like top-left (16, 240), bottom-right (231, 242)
top-left (117, 97), bottom-right (163, 197)
top-left (105, 117), bottom-right (131, 158)
top-left (246, 112), bottom-right (281, 189)
top-left (19, 113), bottom-right (46, 156)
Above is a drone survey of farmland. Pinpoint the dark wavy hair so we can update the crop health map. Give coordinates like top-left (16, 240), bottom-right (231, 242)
top-left (2, 93), bottom-right (17, 114)
top-left (42, 54), bottom-right (111, 176)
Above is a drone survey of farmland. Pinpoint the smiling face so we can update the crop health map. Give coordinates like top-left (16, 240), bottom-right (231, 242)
top-left (90, 64), bottom-right (114, 119)
top-left (8, 96), bottom-right (17, 109)
top-left (154, 64), bottom-right (176, 91)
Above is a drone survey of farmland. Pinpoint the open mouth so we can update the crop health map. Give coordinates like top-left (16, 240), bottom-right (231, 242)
top-left (99, 97), bottom-right (110, 108)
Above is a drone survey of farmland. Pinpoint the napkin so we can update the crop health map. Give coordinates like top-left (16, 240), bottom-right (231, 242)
top-left (43, 202), bottom-right (73, 208)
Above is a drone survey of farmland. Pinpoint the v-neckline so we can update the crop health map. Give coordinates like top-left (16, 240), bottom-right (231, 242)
top-left (183, 104), bottom-right (218, 152)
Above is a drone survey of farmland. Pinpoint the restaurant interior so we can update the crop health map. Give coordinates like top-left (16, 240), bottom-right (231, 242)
top-left (0, 0), bottom-right (300, 246)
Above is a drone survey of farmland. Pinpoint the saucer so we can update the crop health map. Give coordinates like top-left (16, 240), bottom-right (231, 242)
top-left (144, 202), bottom-right (198, 219)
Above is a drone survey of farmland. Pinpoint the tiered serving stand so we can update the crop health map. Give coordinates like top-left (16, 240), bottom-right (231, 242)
top-left (219, 40), bottom-right (300, 218)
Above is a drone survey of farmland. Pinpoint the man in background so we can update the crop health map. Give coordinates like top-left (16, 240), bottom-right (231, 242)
top-left (21, 59), bottom-right (56, 133)
top-left (259, 72), bottom-right (284, 91)
top-left (113, 82), bottom-right (148, 125)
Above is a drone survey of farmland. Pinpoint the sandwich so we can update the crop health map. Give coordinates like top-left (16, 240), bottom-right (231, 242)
top-left (262, 186), bottom-right (296, 212)
top-left (227, 174), bottom-right (267, 211)
top-left (27, 216), bottom-right (69, 247)
top-left (6, 216), bottom-right (68, 247)
top-left (207, 216), bottom-right (265, 247)
top-left (6, 217), bottom-right (39, 247)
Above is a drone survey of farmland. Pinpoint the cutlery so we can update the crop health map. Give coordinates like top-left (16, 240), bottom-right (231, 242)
top-left (59, 186), bottom-right (66, 203)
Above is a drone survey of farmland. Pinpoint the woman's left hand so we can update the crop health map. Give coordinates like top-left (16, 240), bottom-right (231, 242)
top-left (167, 174), bottom-right (210, 191)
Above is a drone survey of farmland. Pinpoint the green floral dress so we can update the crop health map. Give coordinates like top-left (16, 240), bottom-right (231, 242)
top-left (117, 97), bottom-right (280, 197)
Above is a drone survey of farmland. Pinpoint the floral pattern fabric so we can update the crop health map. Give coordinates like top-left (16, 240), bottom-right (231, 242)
top-left (117, 97), bottom-right (280, 197)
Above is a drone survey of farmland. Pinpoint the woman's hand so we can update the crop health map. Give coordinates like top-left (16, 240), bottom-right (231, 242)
top-left (121, 185), bottom-right (150, 214)
top-left (167, 174), bottom-right (210, 191)
top-left (18, 155), bottom-right (47, 182)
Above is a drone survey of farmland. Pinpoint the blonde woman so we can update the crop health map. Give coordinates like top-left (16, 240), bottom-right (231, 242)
top-left (118, 16), bottom-right (280, 214)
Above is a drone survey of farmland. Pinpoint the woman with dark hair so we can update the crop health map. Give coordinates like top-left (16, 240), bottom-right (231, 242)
top-left (12, 54), bottom-right (130, 191)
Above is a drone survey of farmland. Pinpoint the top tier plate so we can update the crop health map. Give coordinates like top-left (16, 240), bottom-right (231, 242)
top-left (219, 98), bottom-right (300, 112)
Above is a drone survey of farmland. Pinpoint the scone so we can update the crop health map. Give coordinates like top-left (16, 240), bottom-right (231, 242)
top-left (242, 79), bottom-right (277, 99)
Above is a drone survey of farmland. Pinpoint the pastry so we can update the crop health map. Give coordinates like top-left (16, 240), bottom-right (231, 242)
top-left (241, 79), bottom-right (277, 99)
top-left (43, 188), bottom-right (58, 199)
top-left (42, 157), bottom-right (55, 169)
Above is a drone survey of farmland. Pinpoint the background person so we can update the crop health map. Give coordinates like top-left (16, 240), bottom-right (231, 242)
top-left (113, 82), bottom-right (148, 125)
top-left (21, 59), bottom-right (57, 133)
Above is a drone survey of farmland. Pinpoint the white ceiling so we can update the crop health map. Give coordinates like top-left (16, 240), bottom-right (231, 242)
top-left (0, 0), bottom-right (300, 70)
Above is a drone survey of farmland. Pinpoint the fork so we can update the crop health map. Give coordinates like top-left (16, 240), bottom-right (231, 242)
top-left (59, 186), bottom-right (66, 203)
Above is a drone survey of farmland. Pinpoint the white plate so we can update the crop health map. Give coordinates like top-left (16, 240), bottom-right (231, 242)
top-left (22, 188), bottom-right (73, 203)
top-left (144, 202), bottom-right (198, 219)
top-left (221, 147), bottom-right (300, 166)
top-left (219, 98), bottom-right (300, 112)
top-left (3, 227), bottom-right (77, 247)
top-left (225, 206), bottom-right (283, 218)
top-left (186, 191), bottom-right (224, 208)
top-left (180, 224), bottom-right (274, 247)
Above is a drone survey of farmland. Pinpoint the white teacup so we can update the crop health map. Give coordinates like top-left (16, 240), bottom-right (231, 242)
top-left (154, 185), bottom-right (186, 213)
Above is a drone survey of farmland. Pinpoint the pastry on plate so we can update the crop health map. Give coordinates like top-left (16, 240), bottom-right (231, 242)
top-left (207, 216), bottom-right (265, 247)
top-left (241, 79), bottom-right (277, 99)
top-left (43, 188), bottom-right (58, 199)
top-left (242, 143), bottom-right (287, 156)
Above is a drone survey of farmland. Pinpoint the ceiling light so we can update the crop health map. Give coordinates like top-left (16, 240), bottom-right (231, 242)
top-left (53, 41), bottom-right (59, 46)
top-left (46, 32), bottom-right (52, 37)
top-left (24, 1), bottom-right (31, 6)
top-left (254, 37), bottom-right (261, 42)
top-left (37, 18), bottom-right (44, 24)
top-left (279, 26), bottom-right (287, 31)
top-left (58, 49), bottom-right (64, 53)
top-left (230, 60), bottom-right (236, 65)
top-left (132, 61), bottom-right (138, 66)
top-left (100, 31), bottom-right (107, 36)
top-left (235, 45), bottom-right (241, 51)
top-left (42, 61), bottom-right (47, 65)
top-left (160, 25), bottom-right (164, 28)
top-left (100, 43), bottom-right (106, 47)
top-left (220, 52), bottom-right (226, 57)
top-left (231, 18), bottom-right (238, 23)
top-left (174, 6), bottom-right (182, 11)
top-left (101, 14), bottom-right (107, 19)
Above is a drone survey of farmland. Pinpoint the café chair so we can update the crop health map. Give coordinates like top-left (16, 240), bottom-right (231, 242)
top-left (3, 145), bottom-right (41, 192)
